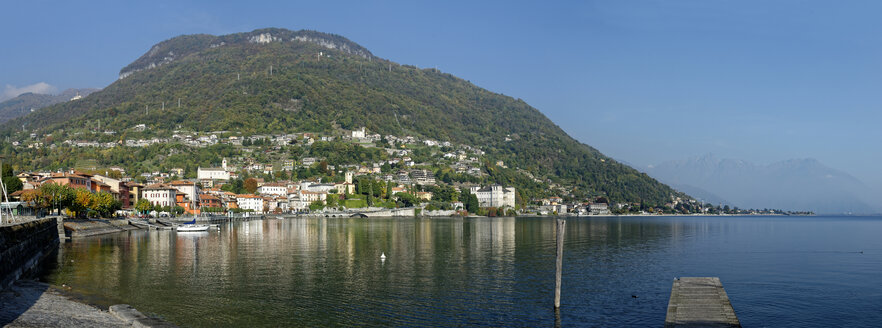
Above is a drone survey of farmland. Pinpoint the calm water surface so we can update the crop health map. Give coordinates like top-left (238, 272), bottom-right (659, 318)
top-left (42, 216), bottom-right (882, 327)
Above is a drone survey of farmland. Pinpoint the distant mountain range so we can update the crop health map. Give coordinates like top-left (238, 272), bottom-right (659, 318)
top-left (643, 154), bottom-right (880, 214)
top-left (0, 88), bottom-right (98, 124)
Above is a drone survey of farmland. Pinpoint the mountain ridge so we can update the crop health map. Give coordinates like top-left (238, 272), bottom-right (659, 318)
top-left (119, 28), bottom-right (374, 79)
top-left (1, 28), bottom-right (687, 206)
top-left (0, 88), bottom-right (98, 124)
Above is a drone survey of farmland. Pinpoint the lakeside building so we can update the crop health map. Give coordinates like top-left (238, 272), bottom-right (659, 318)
top-left (257, 183), bottom-right (287, 196)
top-left (470, 185), bottom-right (516, 209)
top-left (236, 194), bottom-right (265, 213)
top-left (92, 175), bottom-right (132, 208)
top-left (126, 182), bottom-right (145, 206)
top-left (38, 172), bottom-right (92, 191)
top-left (170, 181), bottom-right (201, 205)
top-left (197, 159), bottom-right (231, 184)
top-left (143, 183), bottom-right (177, 208)
top-left (589, 203), bottom-right (610, 215)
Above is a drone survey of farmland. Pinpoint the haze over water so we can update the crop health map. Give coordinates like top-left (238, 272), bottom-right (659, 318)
top-left (43, 217), bottom-right (882, 327)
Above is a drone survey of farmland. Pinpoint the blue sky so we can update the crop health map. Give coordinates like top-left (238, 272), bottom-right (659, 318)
top-left (2, 0), bottom-right (881, 189)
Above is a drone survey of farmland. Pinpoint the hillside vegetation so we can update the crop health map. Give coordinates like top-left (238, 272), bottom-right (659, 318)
top-left (0, 28), bottom-right (685, 205)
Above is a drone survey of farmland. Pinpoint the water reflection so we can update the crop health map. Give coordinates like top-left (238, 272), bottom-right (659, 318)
top-left (43, 216), bottom-right (882, 327)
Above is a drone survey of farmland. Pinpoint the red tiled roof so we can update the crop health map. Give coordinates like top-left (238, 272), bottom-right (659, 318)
top-left (144, 183), bottom-right (176, 190)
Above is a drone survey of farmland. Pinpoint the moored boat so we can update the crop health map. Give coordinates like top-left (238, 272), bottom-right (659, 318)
top-left (177, 224), bottom-right (209, 232)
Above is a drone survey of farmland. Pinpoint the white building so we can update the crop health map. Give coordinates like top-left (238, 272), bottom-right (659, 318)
top-left (411, 169), bottom-right (436, 185)
top-left (236, 194), bottom-right (265, 213)
top-left (469, 185), bottom-right (516, 209)
top-left (258, 183), bottom-right (287, 196)
top-left (300, 182), bottom-right (335, 193)
top-left (589, 203), bottom-right (610, 215)
top-left (352, 127), bottom-right (366, 139)
top-left (290, 190), bottom-right (328, 210)
top-left (143, 183), bottom-right (177, 208)
top-left (197, 167), bottom-right (230, 181)
top-left (170, 181), bottom-right (201, 204)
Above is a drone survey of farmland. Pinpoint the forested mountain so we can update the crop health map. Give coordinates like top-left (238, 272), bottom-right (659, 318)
top-left (0, 28), bottom-right (686, 206)
top-left (0, 88), bottom-right (98, 123)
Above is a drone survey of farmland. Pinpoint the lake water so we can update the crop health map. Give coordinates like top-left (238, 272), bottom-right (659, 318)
top-left (41, 216), bottom-right (882, 327)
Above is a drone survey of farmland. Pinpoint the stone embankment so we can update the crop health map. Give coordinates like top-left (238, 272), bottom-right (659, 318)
top-left (63, 219), bottom-right (141, 238)
top-left (0, 218), bottom-right (59, 291)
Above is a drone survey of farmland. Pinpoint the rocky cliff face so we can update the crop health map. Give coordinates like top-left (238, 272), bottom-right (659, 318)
top-left (119, 28), bottom-right (374, 79)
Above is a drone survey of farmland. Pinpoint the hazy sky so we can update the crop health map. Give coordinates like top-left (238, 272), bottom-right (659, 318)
top-left (2, 1), bottom-right (881, 188)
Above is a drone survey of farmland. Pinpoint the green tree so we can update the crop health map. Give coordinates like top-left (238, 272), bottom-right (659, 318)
top-left (1, 163), bottom-right (22, 193)
top-left (134, 199), bottom-right (153, 214)
top-left (395, 192), bottom-right (417, 207)
top-left (90, 192), bottom-right (120, 217)
top-left (39, 183), bottom-right (74, 215)
top-left (221, 179), bottom-right (245, 194)
top-left (308, 200), bottom-right (324, 211)
top-left (464, 192), bottom-right (479, 213)
top-left (326, 194), bottom-right (338, 208)
top-left (2, 176), bottom-right (22, 194)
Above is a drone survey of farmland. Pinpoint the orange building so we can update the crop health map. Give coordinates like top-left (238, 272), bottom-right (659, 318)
top-left (39, 172), bottom-right (92, 190)
top-left (200, 193), bottom-right (222, 209)
top-left (175, 193), bottom-right (201, 215)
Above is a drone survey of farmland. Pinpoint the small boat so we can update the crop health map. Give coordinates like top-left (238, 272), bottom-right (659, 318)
top-left (177, 224), bottom-right (209, 232)
top-left (177, 218), bottom-right (209, 232)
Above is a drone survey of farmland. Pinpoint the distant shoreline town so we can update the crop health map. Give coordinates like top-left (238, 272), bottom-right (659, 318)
top-left (2, 127), bottom-right (811, 219)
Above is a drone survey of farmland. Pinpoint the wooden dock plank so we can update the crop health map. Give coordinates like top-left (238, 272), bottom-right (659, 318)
top-left (665, 277), bottom-right (741, 328)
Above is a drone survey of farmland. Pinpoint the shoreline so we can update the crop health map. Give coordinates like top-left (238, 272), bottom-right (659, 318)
top-left (54, 212), bottom-right (832, 241)
top-left (0, 279), bottom-right (175, 327)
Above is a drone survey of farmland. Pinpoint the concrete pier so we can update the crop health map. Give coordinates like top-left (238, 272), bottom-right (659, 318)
top-left (665, 277), bottom-right (741, 328)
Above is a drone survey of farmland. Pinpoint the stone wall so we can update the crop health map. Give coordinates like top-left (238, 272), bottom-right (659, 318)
top-left (0, 218), bottom-right (59, 291)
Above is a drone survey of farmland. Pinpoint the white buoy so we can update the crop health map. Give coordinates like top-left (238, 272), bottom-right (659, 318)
top-left (380, 252), bottom-right (386, 260)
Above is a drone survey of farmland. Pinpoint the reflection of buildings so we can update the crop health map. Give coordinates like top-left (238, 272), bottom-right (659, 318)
top-left (471, 217), bottom-right (516, 257)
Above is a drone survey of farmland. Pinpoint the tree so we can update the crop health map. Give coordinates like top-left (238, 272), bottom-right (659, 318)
top-left (244, 178), bottom-right (258, 194)
top-left (20, 189), bottom-right (46, 214)
top-left (371, 181), bottom-right (384, 198)
top-left (386, 183), bottom-right (393, 200)
top-left (70, 188), bottom-right (93, 218)
top-left (0, 164), bottom-right (22, 194)
top-left (395, 192), bottom-right (417, 207)
top-left (134, 199), bottom-right (153, 214)
top-left (309, 200), bottom-right (324, 211)
top-left (465, 193), bottom-right (479, 214)
top-left (39, 183), bottom-right (74, 215)
top-left (221, 179), bottom-right (245, 194)
top-left (90, 192), bottom-right (120, 217)
top-left (2, 177), bottom-right (22, 194)
top-left (326, 194), bottom-right (338, 208)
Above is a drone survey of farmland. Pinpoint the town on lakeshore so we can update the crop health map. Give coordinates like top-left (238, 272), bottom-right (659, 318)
top-left (2, 126), bottom-right (809, 219)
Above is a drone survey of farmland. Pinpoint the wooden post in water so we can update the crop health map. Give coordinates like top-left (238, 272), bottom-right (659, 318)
top-left (554, 218), bottom-right (566, 309)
